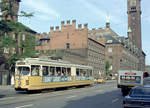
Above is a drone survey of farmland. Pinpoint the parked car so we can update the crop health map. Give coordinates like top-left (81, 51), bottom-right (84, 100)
top-left (97, 78), bottom-right (105, 84)
top-left (123, 85), bottom-right (150, 108)
top-left (143, 77), bottom-right (150, 85)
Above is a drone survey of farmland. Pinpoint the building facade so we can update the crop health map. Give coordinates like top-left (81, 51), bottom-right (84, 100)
top-left (36, 20), bottom-right (105, 78)
top-left (145, 65), bottom-right (150, 74)
top-left (127, 0), bottom-right (145, 71)
top-left (88, 18), bottom-right (144, 76)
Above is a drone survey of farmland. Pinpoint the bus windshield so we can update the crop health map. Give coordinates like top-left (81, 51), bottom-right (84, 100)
top-left (17, 67), bottom-right (30, 76)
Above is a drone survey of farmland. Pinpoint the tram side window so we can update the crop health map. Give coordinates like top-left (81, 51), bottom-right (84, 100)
top-left (56, 67), bottom-right (61, 76)
top-left (80, 69), bottom-right (84, 76)
top-left (50, 67), bottom-right (55, 76)
top-left (62, 67), bottom-right (66, 76)
top-left (82, 69), bottom-right (87, 77)
top-left (90, 70), bottom-right (92, 76)
top-left (31, 65), bottom-right (40, 76)
top-left (76, 68), bottom-right (79, 76)
top-left (67, 68), bottom-right (71, 76)
top-left (42, 66), bottom-right (49, 76)
top-left (88, 69), bottom-right (92, 77)
top-left (18, 67), bottom-right (30, 76)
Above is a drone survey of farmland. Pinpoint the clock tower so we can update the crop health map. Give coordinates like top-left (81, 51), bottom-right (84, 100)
top-left (127, 0), bottom-right (142, 51)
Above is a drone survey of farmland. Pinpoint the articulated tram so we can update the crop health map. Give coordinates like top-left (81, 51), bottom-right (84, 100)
top-left (14, 58), bottom-right (94, 91)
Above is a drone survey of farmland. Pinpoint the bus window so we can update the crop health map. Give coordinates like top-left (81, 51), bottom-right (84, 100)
top-left (67, 68), bottom-right (71, 76)
top-left (76, 68), bottom-right (79, 76)
top-left (42, 66), bottom-right (49, 76)
top-left (50, 67), bottom-right (55, 76)
top-left (18, 67), bottom-right (30, 76)
top-left (56, 67), bottom-right (61, 76)
top-left (31, 65), bottom-right (40, 76)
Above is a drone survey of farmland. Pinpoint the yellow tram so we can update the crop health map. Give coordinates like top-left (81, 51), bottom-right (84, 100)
top-left (14, 58), bottom-right (94, 91)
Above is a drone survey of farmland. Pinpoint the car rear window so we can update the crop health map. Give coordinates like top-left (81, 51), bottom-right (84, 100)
top-left (130, 87), bottom-right (150, 96)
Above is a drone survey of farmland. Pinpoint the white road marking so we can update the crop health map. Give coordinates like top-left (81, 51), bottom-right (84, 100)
top-left (15, 104), bottom-right (33, 108)
top-left (0, 97), bottom-right (15, 101)
top-left (112, 98), bottom-right (119, 103)
top-left (66, 95), bottom-right (77, 99)
top-left (28, 94), bottom-right (41, 96)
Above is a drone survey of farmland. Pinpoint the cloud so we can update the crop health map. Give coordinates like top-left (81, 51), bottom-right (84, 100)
top-left (22, 0), bottom-right (60, 20)
top-left (79, 0), bottom-right (123, 24)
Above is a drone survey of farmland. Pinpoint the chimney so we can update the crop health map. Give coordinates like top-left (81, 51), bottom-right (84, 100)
top-left (92, 28), bottom-right (96, 30)
top-left (50, 27), bottom-right (54, 32)
top-left (56, 26), bottom-right (59, 32)
top-left (61, 21), bottom-right (65, 25)
top-left (78, 24), bottom-right (82, 30)
top-left (72, 20), bottom-right (76, 29)
top-left (106, 15), bottom-right (110, 28)
top-left (106, 22), bottom-right (110, 28)
top-left (67, 20), bottom-right (70, 25)
top-left (84, 23), bottom-right (88, 29)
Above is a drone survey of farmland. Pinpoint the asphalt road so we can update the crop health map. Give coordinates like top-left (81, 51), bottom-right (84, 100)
top-left (0, 81), bottom-right (124, 108)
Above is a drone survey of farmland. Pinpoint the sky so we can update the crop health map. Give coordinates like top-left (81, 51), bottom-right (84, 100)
top-left (18, 0), bottom-right (150, 65)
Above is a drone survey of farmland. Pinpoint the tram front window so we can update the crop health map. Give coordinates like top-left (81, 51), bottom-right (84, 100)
top-left (17, 67), bottom-right (30, 76)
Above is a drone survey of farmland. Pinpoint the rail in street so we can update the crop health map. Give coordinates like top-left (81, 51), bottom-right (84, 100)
top-left (0, 80), bottom-right (123, 108)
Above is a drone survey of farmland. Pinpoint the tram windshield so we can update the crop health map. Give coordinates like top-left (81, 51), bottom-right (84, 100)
top-left (17, 67), bottom-right (30, 76)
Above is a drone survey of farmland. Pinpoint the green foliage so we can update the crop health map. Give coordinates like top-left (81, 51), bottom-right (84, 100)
top-left (20, 34), bottom-right (36, 57)
top-left (6, 33), bottom-right (36, 65)
top-left (0, 21), bottom-right (30, 33)
top-left (0, 0), bottom-right (34, 20)
top-left (7, 55), bottom-right (19, 65)
top-left (105, 61), bottom-right (111, 76)
top-left (20, 11), bottom-right (34, 18)
top-left (0, 0), bottom-right (35, 67)
top-left (0, 35), bottom-right (16, 48)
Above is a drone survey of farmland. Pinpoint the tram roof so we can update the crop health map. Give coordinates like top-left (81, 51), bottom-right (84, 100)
top-left (16, 58), bottom-right (93, 69)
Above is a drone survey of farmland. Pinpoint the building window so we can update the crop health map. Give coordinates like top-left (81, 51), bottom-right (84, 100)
top-left (109, 56), bottom-right (113, 59)
top-left (67, 33), bottom-right (69, 39)
top-left (66, 43), bottom-right (70, 49)
top-left (108, 48), bottom-right (112, 53)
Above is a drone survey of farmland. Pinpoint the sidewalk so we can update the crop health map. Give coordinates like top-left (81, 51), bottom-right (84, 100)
top-left (0, 85), bottom-right (14, 91)
top-left (106, 80), bottom-right (117, 83)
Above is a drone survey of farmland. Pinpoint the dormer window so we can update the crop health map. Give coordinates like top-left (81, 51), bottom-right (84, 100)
top-left (107, 40), bottom-right (113, 43)
top-left (131, 6), bottom-right (136, 10)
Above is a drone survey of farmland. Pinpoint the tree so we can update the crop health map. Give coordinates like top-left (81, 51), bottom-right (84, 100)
top-left (0, 0), bottom-right (34, 21)
top-left (0, 0), bottom-right (35, 69)
top-left (105, 61), bottom-right (111, 76)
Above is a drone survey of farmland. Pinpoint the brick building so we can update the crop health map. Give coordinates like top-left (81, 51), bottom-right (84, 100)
top-left (0, 0), bottom-right (38, 85)
top-left (36, 20), bottom-right (105, 78)
top-left (127, 0), bottom-right (146, 71)
top-left (36, 0), bottom-right (146, 77)
top-left (1, 0), bottom-right (21, 21)
top-left (88, 21), bottom-right (140, 76)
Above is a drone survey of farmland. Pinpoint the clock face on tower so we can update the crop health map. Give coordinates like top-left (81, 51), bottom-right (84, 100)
top-left (130, 0), bottom-right (136, 6)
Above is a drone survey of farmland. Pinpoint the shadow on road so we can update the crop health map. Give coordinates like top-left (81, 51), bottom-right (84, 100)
top-left (0, 94), bottom-right (5, 98)
top-left (63, 89), bottom-right (123, 108)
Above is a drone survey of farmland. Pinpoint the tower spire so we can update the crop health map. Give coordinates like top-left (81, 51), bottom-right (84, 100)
top-left (106, 14), bottom-right (110, 28)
